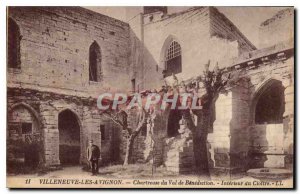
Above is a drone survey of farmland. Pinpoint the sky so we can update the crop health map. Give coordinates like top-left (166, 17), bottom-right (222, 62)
top-left (85, 6), bottom-right (287, 48)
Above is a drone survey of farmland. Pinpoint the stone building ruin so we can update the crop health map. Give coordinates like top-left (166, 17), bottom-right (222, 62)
top-left (7, 6), bottom-right (294, 177)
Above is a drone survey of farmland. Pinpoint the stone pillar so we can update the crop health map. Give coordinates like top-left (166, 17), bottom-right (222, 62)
top-left (208, 81), bottom-right (250, 179)
top-left (208, 92), bottom-right (232, 178)
top-left (141, 109), bottom-right (167, 167)
top-left (40, 102), bottom-right (60, 166)
top-left (282, 77), bottom-right (294, 169)
top-left (82, 107), bottom-right (101, 164)
top-left (229, 84), bottom-right (250, 174)
top-left (83, 108), bottom-right (101, 157)
top-left (152, 111), bottom-right (167, 167)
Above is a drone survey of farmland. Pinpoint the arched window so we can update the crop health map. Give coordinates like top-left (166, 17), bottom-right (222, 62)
top-left (89, 41), bottom-right (102, 82)
top-left (7, 18), bottom-right (21, 69)
top-left (165, 41), bottom-right (182, 77)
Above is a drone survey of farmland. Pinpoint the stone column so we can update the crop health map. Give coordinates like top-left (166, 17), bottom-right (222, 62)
top-left (208, 92), bottom-right (232, 178)
top-left (208, 81), bottom-right (250, 179)
top-left (229, 84), bottom-right (250, 175)
top-left (81, 106), bottom-right (94, 164)
top-left (282, 76), bottom-right (294, 169)
top-left (40, 102), bottom-right (60, 167)
top-left (83, 108), bottom-right (101, 154)
top-left (151, 110), bottom-right (167, 167)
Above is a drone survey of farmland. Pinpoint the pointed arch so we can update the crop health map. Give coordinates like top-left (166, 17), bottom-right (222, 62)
top-left (7, 17), bottom-right (21, 69)
top-left (251, 79), bottom-right (285, 124)
top-left (160, 35), bottom-right (182, 77)
top-left (8, 102), bottom-right (42, 130)
top-left (58, 109), bottom-right (81, 165)
top-left (89, 41), bottom-right (102, 82)
top-left (7, 102), bottom-right (44, 170)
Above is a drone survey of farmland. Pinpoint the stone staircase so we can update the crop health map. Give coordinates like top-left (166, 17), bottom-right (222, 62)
top-left (164, 131), bottom-right (195, 174)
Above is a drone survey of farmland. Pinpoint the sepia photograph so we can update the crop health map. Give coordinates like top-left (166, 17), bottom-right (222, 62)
top-left (6, 5), bottom-right (294, 188)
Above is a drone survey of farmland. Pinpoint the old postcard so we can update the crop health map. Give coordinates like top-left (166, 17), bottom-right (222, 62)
top-left (6, 6), bottom-right (294, 188)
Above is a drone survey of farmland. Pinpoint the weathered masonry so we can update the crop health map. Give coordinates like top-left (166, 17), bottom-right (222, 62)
top-left (7, 6), bottom-right (294, 177)
top-left (207, 41), bottom-right (294, 177)
top-left (7, 7), bottom-right (131, 169)
top-left (127, 7), bottom-right (294, 176)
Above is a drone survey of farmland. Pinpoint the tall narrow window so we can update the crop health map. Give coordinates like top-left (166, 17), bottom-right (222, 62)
top-left (131, 79), bottom-right (136, 93)
top-left (89, 41), bottom-right (101, 82)
top-left (165, 41), bottom-right (182, 77)
top-left (7, 18), bottom-right (21, 69)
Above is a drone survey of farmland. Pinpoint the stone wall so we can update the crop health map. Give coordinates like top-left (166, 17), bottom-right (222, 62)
top-left (207, 42), bottom-right (294, 178)
top-left (130, 106), bottom-right (197, 174)
top-left (7, 6), bottom-right (132, 168)
top-left (249, 124), bottom-right (285, 168)
top-left (7, 104), bottom-right (40, 167)
top-left (7, 87), bottom-right (122, 167)
top-left (164, 131), bottom-right (195, 174)
top-left (7, 6), bottom-right (294, 177)
top-left (7, 7), bottom-right (132, 97)
top-left (246, 56), bottom-right (294, 170)
top-left (128, 13), bottom-right (145, 91)
top-left (209, 7), bottom-right (256, 55)
top-left (100, 120), bottom-right (122, 165)
top-left (259, 8), bottom-right (294, 48)
top-left (133, 7), bottom-right (256, 90)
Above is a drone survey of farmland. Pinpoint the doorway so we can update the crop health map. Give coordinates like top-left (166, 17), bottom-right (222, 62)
top-left (58, 109), bottom-right (81, 165)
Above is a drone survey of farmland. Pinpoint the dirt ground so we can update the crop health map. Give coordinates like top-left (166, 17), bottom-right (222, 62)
top-left (8, 164), bottom-right (183, 179)
top-left (7, 163), bottom-right (293, 182)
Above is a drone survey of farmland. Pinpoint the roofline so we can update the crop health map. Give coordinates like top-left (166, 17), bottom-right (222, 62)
top-left (143, 7), bottom-right (206, 26)
top-left (228, 39), bottom-right (293, 68)
top-left (260, 7), bottom-right (294, 27)
top-left (78, 6), bottom-right (129, 26)
top-left (209, 7), bottom-right (257, 50)
top-left (183, 40), bottom-right (293, 85)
